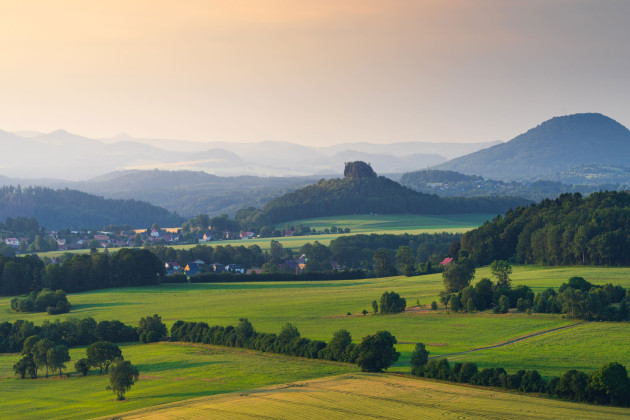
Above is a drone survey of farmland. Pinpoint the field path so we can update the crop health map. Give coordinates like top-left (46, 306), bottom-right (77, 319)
top-left (394, 321), bottom-right (586, 365)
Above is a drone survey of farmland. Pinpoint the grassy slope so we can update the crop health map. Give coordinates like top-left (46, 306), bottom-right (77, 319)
top-left (0, 343), bottom-right (356, 420)
top-left (100, 373), bottom-right (630, 420)
top-left (3, 265), bottom-right (629, 373)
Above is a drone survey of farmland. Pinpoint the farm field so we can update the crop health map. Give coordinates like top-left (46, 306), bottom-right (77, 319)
top-left (0, 342), bottom-right (356, 420)
top-left (101, 373), bottom-right (630, 420)
top-left (2, 265), bottom-right (629, 376)
top-left (36, 213), bottom-right (492, 258)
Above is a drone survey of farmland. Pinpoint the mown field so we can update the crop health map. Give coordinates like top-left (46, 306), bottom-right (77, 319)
top-left (0, 343), bottom-right (356, 420)
top-left (103, 373), bottom-right (630, 420)
top-left (37, 213), bottom-right (492, 258)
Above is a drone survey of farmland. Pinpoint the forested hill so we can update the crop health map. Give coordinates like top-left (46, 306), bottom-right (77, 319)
top-left (0, 186), bottom-right (184, 229)
top-left (262, 176), bottom-right (530, 224)
top-left (435, 113), bottom-right (630, 180)
top-left (458, 190), bottom-right (630, 266)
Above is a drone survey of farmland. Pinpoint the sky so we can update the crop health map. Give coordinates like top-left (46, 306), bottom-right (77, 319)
top-left (1, 0), bottom-right (629, 146)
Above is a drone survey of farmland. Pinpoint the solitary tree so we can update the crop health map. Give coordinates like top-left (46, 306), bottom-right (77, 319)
top-left (355, 331), bottom-right (399, 372)
top-left (372, 300), bottom-right (378, 314)
top-left (107, 358), bottom-right (139, 401)
top-left (490, 260), bottom-right (512, 289)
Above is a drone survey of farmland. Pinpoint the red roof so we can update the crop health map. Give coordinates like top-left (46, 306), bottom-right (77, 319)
top-left (440, 257), bottom-right (454, 266)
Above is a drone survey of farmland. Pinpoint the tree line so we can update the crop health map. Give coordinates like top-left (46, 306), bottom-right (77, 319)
top-left (171, 319), bottom-right (399, 373)
top-left (0, 317), bottom-right (138, 353)
top-left (0, 248), bottom-right (164, 296)
top-left (440, 259), bottom-right (630, 321)
top-left (410, 344), bottom-right (630, 407)
top-left (457, 191), bottom-right (630, 266)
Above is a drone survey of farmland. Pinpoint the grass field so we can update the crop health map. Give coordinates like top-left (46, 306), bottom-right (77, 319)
top-left (36, 213), bottom-right (493, 258)
top-left (2, 265), bottom-right (628, 376)
top-left (0, 343), bottom-right (356, 420)
top-left (98, 373), bottom-right (630, 420)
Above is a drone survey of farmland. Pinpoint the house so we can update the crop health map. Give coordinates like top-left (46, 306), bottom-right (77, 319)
top-left (240, 231), bottom-right (255, 239)
top-left (56, 238), bottom-right (67, 246)
top-left (200, 232), bottom-right (213, 242)
top-left (298, 254), bottom-right (307, 270)
top-left (284, 230), bottom-right (296, 237)
top-left (192, 259), bottom-right (206, 265)
top-left (5, 238), bottom-right (19, 247)
top-left (440, 257), bottom-right (454, 266)
top-left (226, 264), bottom-right (246, 274)
top-left (150, 229), bottom-right (160, 237)
top-left (94, 234), bottom-right (110, 242)
top-left (184, 263), bottom-right (201, 276)
top-left (211, 263), bottom-right (225, 273)
top-left (165, 262), bottom-right (181, 271)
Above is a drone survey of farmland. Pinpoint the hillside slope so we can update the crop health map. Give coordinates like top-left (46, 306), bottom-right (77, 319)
top-left (435, 113), bottom-right (630, 180)
top-left (0, 186), bottom-right (183, 229)
top-left (263, 163), bottom-right (529, 224)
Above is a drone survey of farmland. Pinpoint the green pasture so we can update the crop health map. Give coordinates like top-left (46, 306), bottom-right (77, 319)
top-left (3, 265), bottom-right (629, 376)
top-left (0, 343), bottom-right (356, 420)
top-left (275, 213), bottom-right (495, 234)
top-left (450, 322), bottom-right (630, 378)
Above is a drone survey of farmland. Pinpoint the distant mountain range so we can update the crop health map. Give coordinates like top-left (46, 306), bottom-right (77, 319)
top-left (0, 129), bottom-right (499, 180)
top-left (434, 113), bottom-right (630, 180)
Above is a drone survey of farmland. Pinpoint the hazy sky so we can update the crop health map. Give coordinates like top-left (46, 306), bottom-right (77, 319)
top-left (1, 0), bottom-right (629, 146)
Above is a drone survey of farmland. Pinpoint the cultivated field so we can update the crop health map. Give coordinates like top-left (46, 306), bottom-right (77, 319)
top-left (101, 373), bottom-right (630, 420)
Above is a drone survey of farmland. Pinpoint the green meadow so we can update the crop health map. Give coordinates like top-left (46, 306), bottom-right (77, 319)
top-left (0, 343), bottom-right (356, 420)
top-left (2, 265), bottom-right (629, 378)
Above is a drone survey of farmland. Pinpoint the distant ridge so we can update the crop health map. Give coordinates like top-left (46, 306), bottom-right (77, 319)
top-left (263, 162), bottom-right (530, 224)
top-left (434, 113), bottom-right (630, 180)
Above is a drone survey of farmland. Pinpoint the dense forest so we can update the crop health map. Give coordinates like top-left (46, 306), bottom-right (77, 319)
top-left (0, 186), bottom-right (183, 229)
top-left (262, 176), bottom-right (529, 224)
top-left (458, 191), bottom-right (630, 266)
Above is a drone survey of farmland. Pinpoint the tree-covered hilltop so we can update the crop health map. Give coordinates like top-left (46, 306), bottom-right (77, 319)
top-left (457, 190), bottom-right (630, 266)
top-left (0, 186), bottom-right (184, 229)
top-left (435, 113), bottom-right (630, 180)
top-left (263, 174), bottom-right (529, 224)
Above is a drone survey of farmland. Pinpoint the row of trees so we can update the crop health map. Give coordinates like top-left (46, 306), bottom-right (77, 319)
top-left (10, 288), bottom-right (70, 314)
top-left (0, 317), bottom-right (139, 353)
top-left (409, 344), bottom-right (630, 406)
top-left (0, 248), bottom-right (164, 296)
top-left (170, 319), bottom-right (399, 373)
top-left (440, 259), bottom-right (630, 321)
top-left (458, 191), bottom-right (630, 266)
